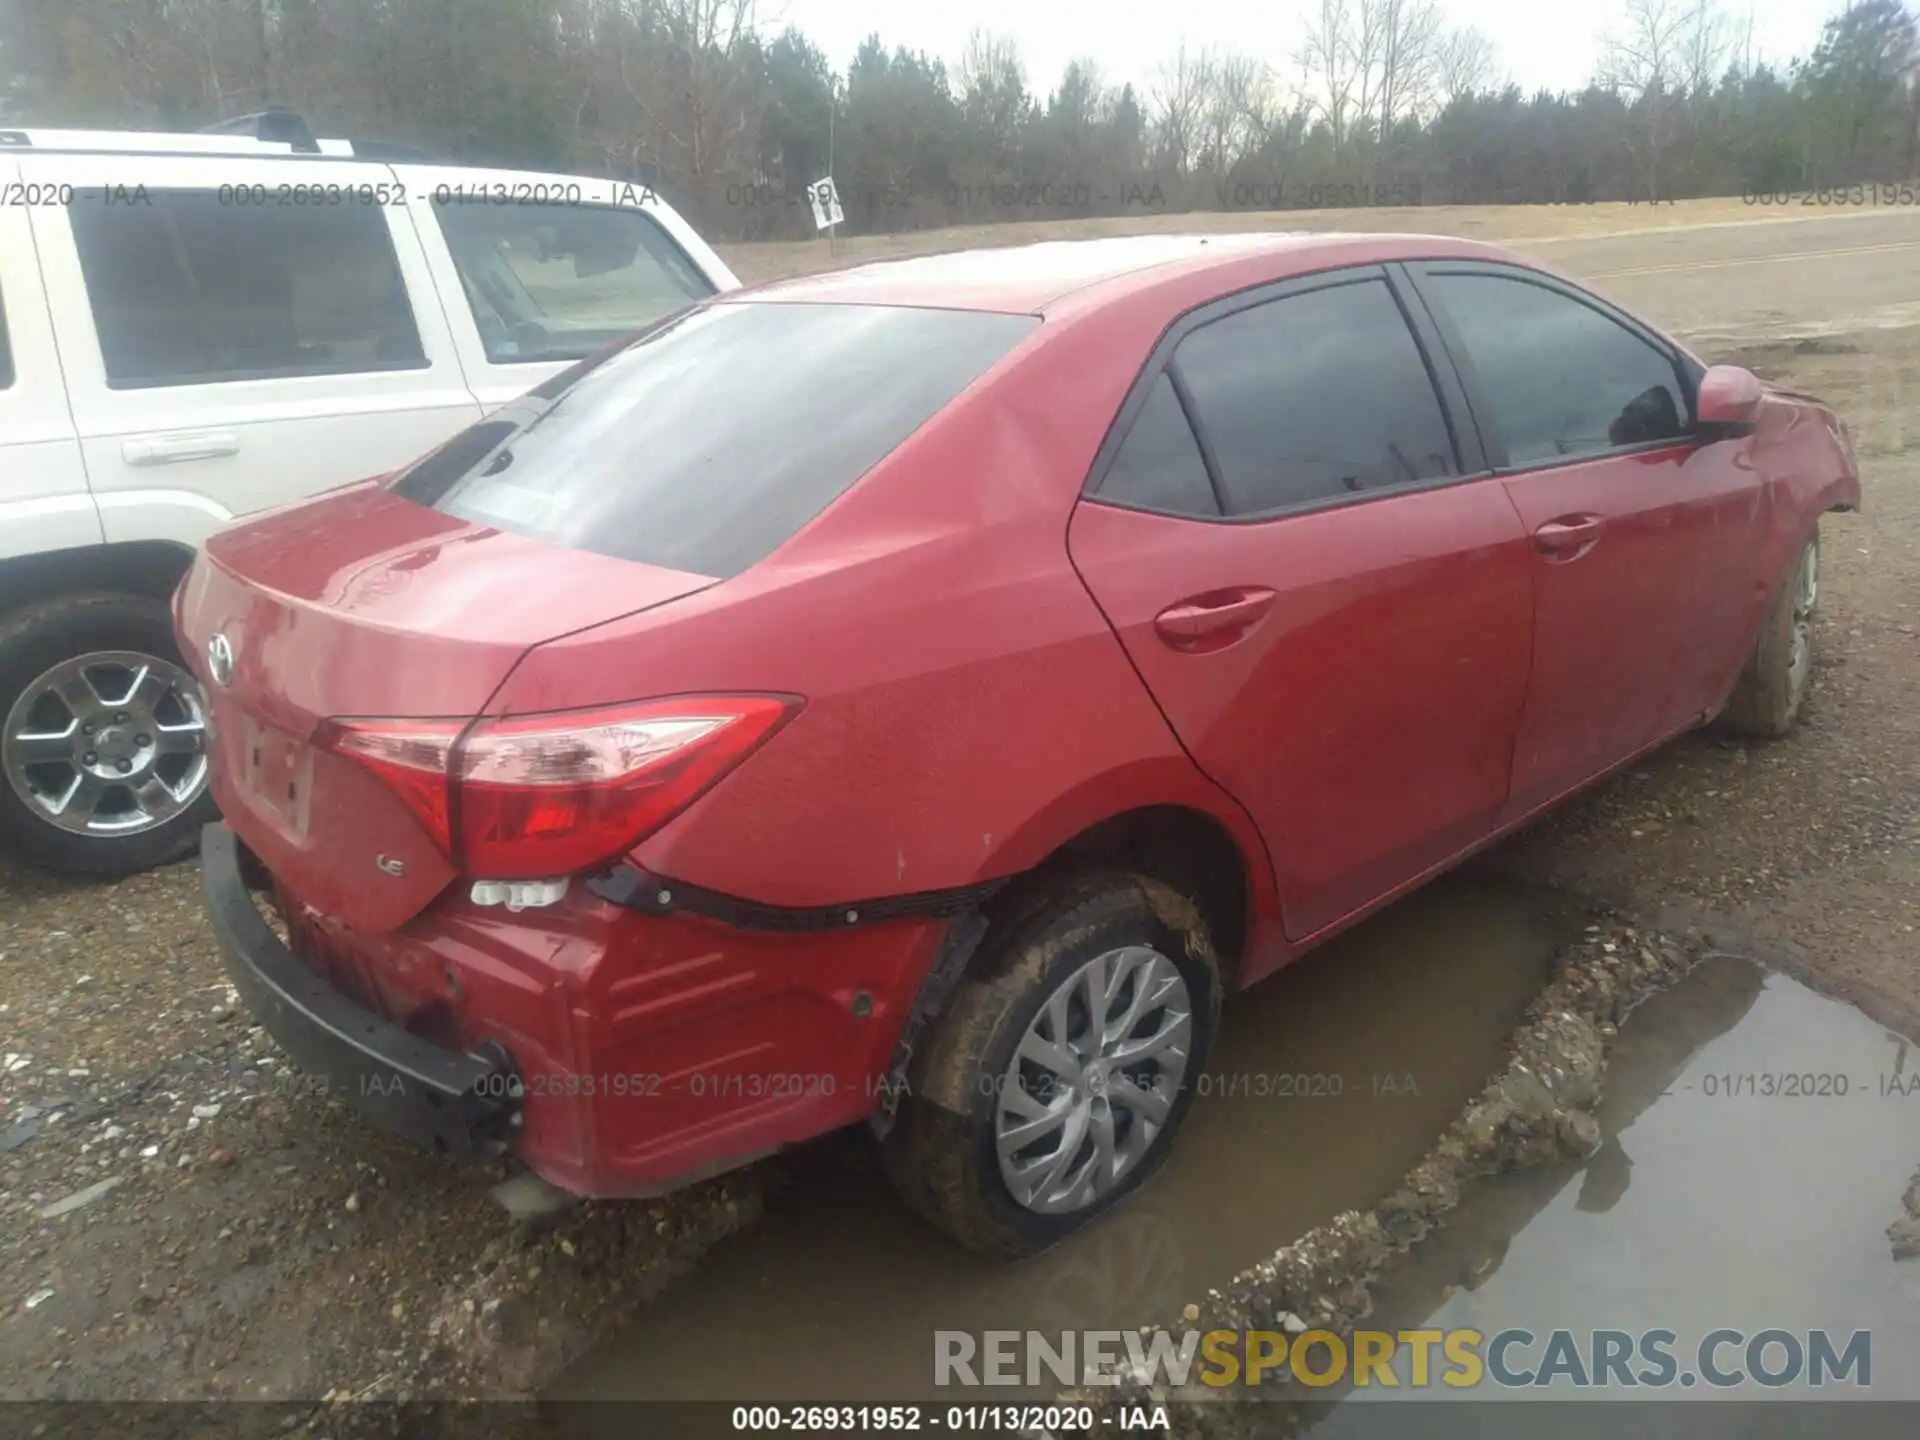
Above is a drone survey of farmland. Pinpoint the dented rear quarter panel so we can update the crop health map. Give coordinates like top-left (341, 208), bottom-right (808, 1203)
top-left (488, 291), bottom-right (1282, 939)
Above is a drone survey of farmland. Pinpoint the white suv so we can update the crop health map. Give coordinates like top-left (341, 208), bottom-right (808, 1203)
top-left (0, 112), bottom-right (741, 876)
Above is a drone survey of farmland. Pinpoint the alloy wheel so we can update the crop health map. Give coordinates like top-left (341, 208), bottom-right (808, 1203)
top-left (994, 944), bottom-right (1194, 1215)
top-left (2, 651), bottom-right (210, 837)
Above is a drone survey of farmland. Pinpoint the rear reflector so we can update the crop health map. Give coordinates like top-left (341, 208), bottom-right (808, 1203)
top-left (320, 695), bottom-right (799, 880)
top-left (470, 878), bottom-right (569, 911)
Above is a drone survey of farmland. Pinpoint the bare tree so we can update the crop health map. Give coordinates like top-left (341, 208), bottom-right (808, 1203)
top-left (1678, 0), bottom-right (1736, 95)
top-left (1197, 51), bottom-right (1277, 173)
top-left (1350, 0), bottom-right (1388, 140)
top-left (1596, 0), bottom-right (1729, 98)
top-left (1151, 43), bottom-right (1213, 175)
top-left (958, 28), bottom-right (1023, 101)
top-left (1596, 0), bottom-right (1733, 201)
top-left (616, 0), bottom-right (763, 202)
top-left (1434, 24), bottom-right (1501, 106)
top-left (1374, 0), bottom-right (1444, 133)
top-left (1298, 0), bottom-right (1360, 154)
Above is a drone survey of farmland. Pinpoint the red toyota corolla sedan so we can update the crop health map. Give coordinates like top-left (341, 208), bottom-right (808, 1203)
top-left (177, 232), bottom-right (1860, 1257)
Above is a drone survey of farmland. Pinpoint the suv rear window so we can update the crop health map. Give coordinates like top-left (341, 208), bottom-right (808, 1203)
top-left (392, 301), bottom-right (1037, 578)
top-left (68, 189), bottom-right (426, 389)
top-left (434, 200), bottom-right (716, 365)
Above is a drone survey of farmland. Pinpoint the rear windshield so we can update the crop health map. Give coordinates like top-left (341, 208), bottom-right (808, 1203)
top-left (391, 301), bottom-right (1038, 578)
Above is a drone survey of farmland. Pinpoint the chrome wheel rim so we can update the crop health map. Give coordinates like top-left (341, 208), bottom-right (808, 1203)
top-left (2, 651), bottom-right (209, 837)
top-left (995, 945), bottom-right (1193, 1216)
top-left (1788, 538), bottom-right (1818, 697)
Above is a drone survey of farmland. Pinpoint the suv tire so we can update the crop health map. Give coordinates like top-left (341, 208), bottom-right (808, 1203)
top-left (0, 593), bottom-right (216, 877)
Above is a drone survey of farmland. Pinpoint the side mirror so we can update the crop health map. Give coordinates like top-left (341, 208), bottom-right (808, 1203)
top-left (1696, 364), bottom-right (1764, 429)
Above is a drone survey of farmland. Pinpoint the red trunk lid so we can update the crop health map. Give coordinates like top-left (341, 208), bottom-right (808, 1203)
top-left (178, 485), bottom-right (716, 933)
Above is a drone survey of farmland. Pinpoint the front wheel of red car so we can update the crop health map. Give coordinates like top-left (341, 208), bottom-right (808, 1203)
top-left (880, 871), bottom-right (1221, 1259)
top-left (1720, 527), bottom-right (1820, 740)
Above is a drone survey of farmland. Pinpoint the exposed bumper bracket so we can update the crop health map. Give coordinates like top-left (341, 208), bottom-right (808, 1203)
top-left (585, 861), bottom-right (1005, 934)
top-left (201, 823), bottom-right (520, 1158)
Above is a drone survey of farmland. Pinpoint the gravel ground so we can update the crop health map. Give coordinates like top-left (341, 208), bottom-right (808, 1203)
top-left (0, 850), bottom-right (764, 1407)
top-left (2, 318), bottom-right (1914, 1411)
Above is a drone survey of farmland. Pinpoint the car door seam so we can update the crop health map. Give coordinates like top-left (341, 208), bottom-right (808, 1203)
top-left (384, 163), bottom-right (483, 409)
top-left (1492, 475), bottom-right (1541, 817)
top-left (1061, 503), bottom-right (1285, 923)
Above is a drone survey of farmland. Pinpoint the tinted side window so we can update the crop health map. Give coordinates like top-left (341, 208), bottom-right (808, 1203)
top-left (434, 201), bottom-right (715, 365)
top-left (394, 301), bottom-right (1036, 579)
top-left (0, 288), bottom-right (13, 390)
top-left (1422, 272), bottom-right (1689, 465)
top-left (1098, 372), bottom-right (1221, 517)
top-left (68, 190), bottom-right (426, 389)
top-left (1171, 280), bottom-right (1457, 515)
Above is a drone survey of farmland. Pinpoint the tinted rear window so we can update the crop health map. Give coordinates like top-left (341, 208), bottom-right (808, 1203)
top-left (392, 301), bottom-right (1036, 578)
top-left (68, 188), bottom-right (425, 389)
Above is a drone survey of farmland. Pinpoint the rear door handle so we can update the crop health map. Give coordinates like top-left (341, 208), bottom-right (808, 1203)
top-left (1154, 587), bottom-right (1277, 650)
top-left (122, 431), bottom-right (241, 467)
top-left (1532, 514), bottom-right (1605, 559)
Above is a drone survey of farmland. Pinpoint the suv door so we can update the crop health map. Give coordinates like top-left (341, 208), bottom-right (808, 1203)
top-left (0, 158), bottom-right (97, 560)
top-left (19, 152), bottom-right (482, 541)
top-left (1405, 262), bottom-right (1758, 819)
top-left (394, 164), bottom-right (737, 412)
top-left (1068, 267), bottom-right (1535, 951)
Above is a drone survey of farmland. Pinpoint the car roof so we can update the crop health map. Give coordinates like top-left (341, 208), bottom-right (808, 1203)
top-left (727, 231), bottom-right (1527, 315)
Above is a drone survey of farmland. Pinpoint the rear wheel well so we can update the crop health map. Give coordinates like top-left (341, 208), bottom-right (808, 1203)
top-left (982, 805), bottom-right (1251, 985)
top-left (0, 542), bottom-right (196, 622)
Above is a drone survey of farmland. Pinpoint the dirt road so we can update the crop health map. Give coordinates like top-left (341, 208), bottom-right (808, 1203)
top-left (3, 198), bottom-right (1916, 1408)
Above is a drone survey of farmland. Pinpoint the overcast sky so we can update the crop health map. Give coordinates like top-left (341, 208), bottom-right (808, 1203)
top-left (770, 0), bottom-right (1845, 99)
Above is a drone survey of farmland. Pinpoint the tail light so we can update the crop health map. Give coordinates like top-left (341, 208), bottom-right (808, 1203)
top-left (319, 695), bottom-right (799, 879)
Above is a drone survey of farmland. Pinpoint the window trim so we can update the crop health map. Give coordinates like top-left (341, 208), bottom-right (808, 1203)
top-left (431, 198), bottom-right (719, 368)
top-left (102, 353), bottom-right (431, 393)
top-left (1082, 262), bottom-right (1490, 526)
top-left (1096, 368), bottom-right (1225, 517)
top-left (1400, 259), bottom-right (1701, 477)
top-left (68, 185), bottom-right (431, 392)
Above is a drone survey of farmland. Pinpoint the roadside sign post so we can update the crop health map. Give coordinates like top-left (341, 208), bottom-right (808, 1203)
top-left (821, 77), bottom-right (842, 259)
top-left (809, 175), bottom-right (844, 256)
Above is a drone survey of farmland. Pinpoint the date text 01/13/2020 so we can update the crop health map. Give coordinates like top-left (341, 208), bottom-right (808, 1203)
top-left (438, 1069), bottom-right (1427, 1104)
top-left (727, 1403), bottom-right (1165, 1433)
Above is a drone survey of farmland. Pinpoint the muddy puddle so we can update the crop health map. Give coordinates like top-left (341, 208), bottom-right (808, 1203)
top-left (1315, 957), bottom-right (1920, 1415)
top-left (548, 874), bottom-right (1587, 1413)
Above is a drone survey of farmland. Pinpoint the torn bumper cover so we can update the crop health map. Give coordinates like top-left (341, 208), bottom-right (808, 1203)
top-left (200, 822), bottom-right (519, 1157)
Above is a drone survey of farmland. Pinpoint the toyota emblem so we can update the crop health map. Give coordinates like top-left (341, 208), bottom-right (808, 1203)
top-left (207, 632), bottom-right (235, 688)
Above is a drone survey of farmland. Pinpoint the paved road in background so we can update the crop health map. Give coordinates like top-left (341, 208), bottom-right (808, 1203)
top-left (1525, 208), bottom-right (1920, 343)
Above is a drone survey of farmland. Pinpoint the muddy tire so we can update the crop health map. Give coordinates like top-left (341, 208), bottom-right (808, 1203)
top-left (1720, 528), bottom-right (1820, 740)
top-left (0, 593), bottom-right (216, 877)
top-left (879, 870), bottom-right (1221, 1259)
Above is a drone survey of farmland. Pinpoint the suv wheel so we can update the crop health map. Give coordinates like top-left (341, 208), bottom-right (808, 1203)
top-left (0, 593), bottom-right (215, 877)
top-left (880, 871), bottom-right (1220, 1258)
top-left (1720, 528), bottom-right (1820, 739)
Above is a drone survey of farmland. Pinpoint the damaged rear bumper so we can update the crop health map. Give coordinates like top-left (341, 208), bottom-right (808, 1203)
top-left (199, 822), bottom-right (519, 1158)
